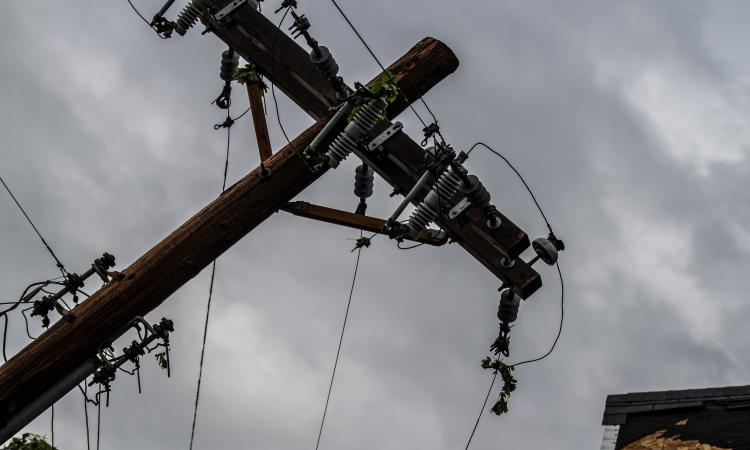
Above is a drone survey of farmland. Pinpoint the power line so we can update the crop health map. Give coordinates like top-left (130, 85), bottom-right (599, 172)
top-left (464, 370), bottom-right (497, 449)
top-left (189, 107), bottom-right (234, 450)
top-left (0, 175), bottom-right (68, 276)
top-left (315, 232), bottom-right (365, 450)
top-left (465, 143), bottom-right (555, 235)
top-left (326, 0), bottom-right (440, 130)
top-left (510, 263), bottom-right (564, 368)
top-left (270, 7), bottom-right (294, 147)
top-left (461, 142), bottom-right (565, 447)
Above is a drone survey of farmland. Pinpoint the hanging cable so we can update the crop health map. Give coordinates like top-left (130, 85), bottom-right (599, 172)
top-left (465, 143), bottom-right (556, 237)
top-left (50, 404), bottom-right (54, 448)
top-left (270, 6), bottom-right (294, 147)
top-left (461, 142), bottom-right (565, 447)
top-left (124, 0), bottom-right (172, 39)
top-left (0, 175), bottom-right (68, 276)
top-left (83, 381), bottom-right (91, 450)
top-left (189, 106), bottom-right (234, 450)
top-left (509, 263), bottom-right (564, 368)
top-left (315, 231), bottom-right (365, 450)
top-left (464, 371), bottom-right (497, 450)
top-left (96, 396), bottom-right (102, 450)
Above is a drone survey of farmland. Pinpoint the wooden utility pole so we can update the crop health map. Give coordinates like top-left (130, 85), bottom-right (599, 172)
top-left (245, 76), bottom-right (273, 162)
top-left (0, 37), bottom-right (458, 431)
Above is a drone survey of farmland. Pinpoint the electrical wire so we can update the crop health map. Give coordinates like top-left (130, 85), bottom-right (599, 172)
top-left (0, 175), bottom-right (68, 276)
top-left (326, 0), bottom-right (440, 131)
top-left (124, 0), bottom-right (171, 39)
top-left (315, 231), bottom-right (365, 450)
top-left (125, 0), bottom-right (151, 27)
top-left (50, 404), bottom-right (55, 448)
top-left (83, 382), bottom-right (92, 450)
top-left (270, 7), bottom-right (294, 147)
top-left (96, 397), bottom-right (102, 450)
top-left (461, 142), bottom-right (565, 448)
top-left (510, 263), bottom-right (564, 368)
top-left (465, 143), bottom-right (554, 235)
top-left (188, 107), bottom-right (234, 450)
top-left (464, 371), bottom-right (497, 450)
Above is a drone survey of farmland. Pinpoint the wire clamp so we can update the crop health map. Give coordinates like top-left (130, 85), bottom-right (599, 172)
top-left (351, 236), bottom-right (371, 252)
top-left (421, 123), bottom-right (441, 146)
top-left (214, 0), bottom-right (256, 24)
top-left (90, 317), bottom-right (174, 396)
top-left (367, 122), bottom-right (403, 152)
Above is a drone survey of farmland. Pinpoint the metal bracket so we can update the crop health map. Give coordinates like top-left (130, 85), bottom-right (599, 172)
top-left (214, 0), bottom-right (253, 23)
top-left (448, 198), bottom-right (471, 220)
top-left (367, 122), bottom-right (403, 152)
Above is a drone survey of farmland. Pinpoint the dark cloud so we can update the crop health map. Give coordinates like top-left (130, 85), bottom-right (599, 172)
top-left (2, 1), bottom-right (749, 449)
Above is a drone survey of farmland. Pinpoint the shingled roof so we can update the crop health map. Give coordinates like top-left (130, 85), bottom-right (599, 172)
top-left (602, 385), bottom-right (750, 425)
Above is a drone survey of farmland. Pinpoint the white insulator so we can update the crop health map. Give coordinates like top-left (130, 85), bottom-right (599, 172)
top-left (325, 97), bottom-right (388, 168)
top-left (406, 166), bottom-right (462, 237)
top-left (174, 1), bottom-right (201, 36)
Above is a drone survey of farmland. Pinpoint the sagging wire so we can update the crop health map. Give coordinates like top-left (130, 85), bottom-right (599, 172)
top-left (462, 142), bottom-right (566, 449)
top-left (315, 231), bottom-right (367, 450)
top-left (0, 175), bottom-right (68, 277)
top-left (189, 97), bottom-right (236, 450)
top-left (124, 0), bottom-right (172, 39)
top-left (270, 6), bottom-right (294, 147)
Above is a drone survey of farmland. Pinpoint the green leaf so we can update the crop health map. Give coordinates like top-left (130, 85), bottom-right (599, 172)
top-left (2, 433), bottom-right (57, 450)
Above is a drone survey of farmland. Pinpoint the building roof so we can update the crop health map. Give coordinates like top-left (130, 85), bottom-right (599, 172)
top-left (602, 385), bottom-right (750, 425)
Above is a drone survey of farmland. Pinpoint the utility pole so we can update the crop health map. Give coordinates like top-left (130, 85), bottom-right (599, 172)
top-left (200, 2), bottom-right (542, 296)
top-left (0, 36), bottom-right (459, 437)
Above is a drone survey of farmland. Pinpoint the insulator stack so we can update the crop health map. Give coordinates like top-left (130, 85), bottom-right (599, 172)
top-left (461, 174), bottom-right (491, 209)
top-left (406, 167), bottom-right (462, 237)
top-left (354, 164), bottom-right (374, 199)
top-left (174, 1), bottom-right (201, 36)
top-left (310, 46), bottom-right (340, 80)
top-left (220, 50), bottom-right (239, 82)
top-left (325, 97), bottom-right (388, 168)
top-left (497, 289), bottom-right (520, 324)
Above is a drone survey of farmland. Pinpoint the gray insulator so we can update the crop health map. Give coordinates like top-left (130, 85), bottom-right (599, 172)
top-left (354, 164), bottom-right (374, 199)
top-left (220, 50), bottom-right (239, 82)
top-left (533, 238), bottom-right (559, 265)
top-left (407, 166), bottom-right (462, 237)
top-left (461, 174), bottom-right (491, 209)
top-left (310, 46), bottom-right (339, 80)
top-left (174, 1), bottom-right (201, 36)
top-left (326, 97), bottom-right (388, 168)
top-left (498, 289), bottom-right (521, 324)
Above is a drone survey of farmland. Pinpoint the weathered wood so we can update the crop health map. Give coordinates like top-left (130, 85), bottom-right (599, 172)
top-left (245, 82), bottom-right (273, 162)
top-left (203, 3), bottom-right (541, 297)
top-left (0, 38), bottom-right (458, 427)
top-left (281, 201), bottom-right (448, 246)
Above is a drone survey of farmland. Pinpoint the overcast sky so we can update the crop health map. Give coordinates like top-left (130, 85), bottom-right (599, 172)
top-left (2, 1), bottom-right (750, 449)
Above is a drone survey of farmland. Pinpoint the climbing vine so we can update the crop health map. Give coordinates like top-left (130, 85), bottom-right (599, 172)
top-left (481, 357), bottom-right (517, 415)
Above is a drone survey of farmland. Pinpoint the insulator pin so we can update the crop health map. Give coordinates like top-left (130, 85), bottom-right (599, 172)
top-left (174, 1), bottom-right (201, 36)
top-left (310, 46), bottom-right (340, 80)
top-left (497, 289), bottom-right (520, 324)
top-left (220, 50), bottom-right (239, 82)
top-left (461, 174), bottom-right (491, 208)
top-left (354, 164), bottom-right (374, 199)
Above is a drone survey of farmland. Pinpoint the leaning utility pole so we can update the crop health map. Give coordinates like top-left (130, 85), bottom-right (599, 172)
top-left (0, 37), bottom-right (458, 438)
top-left (1, 1), bottom-right (557, 440)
